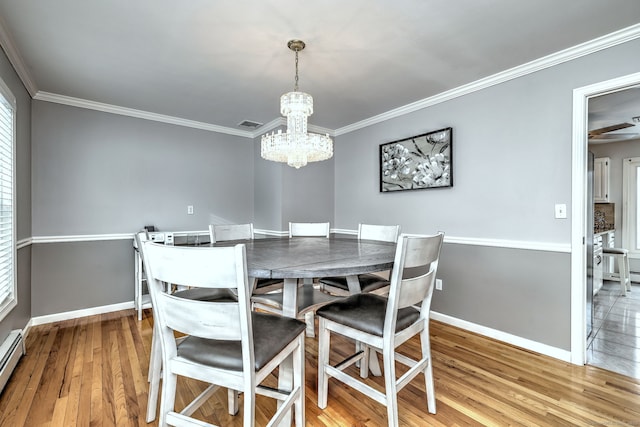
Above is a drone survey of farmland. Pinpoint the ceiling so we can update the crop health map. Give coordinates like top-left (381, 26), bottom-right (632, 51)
top-left (0, 1), bottom-right (639, 136)
top-left (588, 87), bottom-right (640, 143)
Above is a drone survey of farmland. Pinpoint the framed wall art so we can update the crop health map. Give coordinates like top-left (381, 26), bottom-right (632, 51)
top-left (379, 127), bottom-right (452, 192)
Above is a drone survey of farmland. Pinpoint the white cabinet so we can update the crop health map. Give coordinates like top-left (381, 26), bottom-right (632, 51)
top-left (593, 234), bottom-right (603, 295)
top-left (594, 157), bottom-right (610, 202)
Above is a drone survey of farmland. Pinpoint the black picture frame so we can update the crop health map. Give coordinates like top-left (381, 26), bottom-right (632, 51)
top-left (379, 127), bottom-right (453, 192)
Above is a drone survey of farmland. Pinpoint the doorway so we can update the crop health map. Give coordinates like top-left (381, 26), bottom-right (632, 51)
top-left (587, 90), bottom-right (640, 377)
top-left (570, 71), bottom-right (640, 367)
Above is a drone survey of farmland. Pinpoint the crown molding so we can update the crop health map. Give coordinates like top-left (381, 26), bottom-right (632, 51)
top-left (0, 15), bottom-right (38, 97)
top-left (34, 91), bottom-right (254, 138)
top-left (307, 123), bottom-right (335, 137)
top-left (334, 23), bottom-right (640, 136)
top-left (253, 117), bottom-right (285, 137)
top-left (3, 19), bottom-right (638, 139)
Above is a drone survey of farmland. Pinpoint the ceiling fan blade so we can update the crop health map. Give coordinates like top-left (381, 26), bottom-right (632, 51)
top-left (589, 132), bottom-right (639, 140)
top-left (588, 122), bottom-right (635, 137)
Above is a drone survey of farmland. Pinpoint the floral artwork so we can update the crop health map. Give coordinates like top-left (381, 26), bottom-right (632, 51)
top-left (380, 127), bottom-right (452, 192)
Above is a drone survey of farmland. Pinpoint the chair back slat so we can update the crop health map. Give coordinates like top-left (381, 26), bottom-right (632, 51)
top-left (385, 233), bottom-right (444, 330)
top-left (397, 268), bottom-right (436, 309)
top-left (157, 293), bottom-right (242, 340)
top-left (402, 235), bottom-right (441, 268)
top-left (289, 222), bottom-right (330, 238)
top-left (358, 224), bottom-right (400, 243)
top-left (141, 242), bottom-right (251, 343)
top-left (210, 223), bottom-right (254, 243)
top-left (144, 243), bottom-right (241, 288)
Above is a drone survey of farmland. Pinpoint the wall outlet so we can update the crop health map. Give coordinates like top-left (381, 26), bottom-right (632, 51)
top-left (187, 205), bottom-right (194, 215)
top-left (436, 279), bottom-right (443, 290)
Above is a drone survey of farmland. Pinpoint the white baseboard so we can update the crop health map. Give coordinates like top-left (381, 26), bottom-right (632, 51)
top-left (430, 311), bottom-right (572, 363)
top-left (30, 301), bottom-right (134, 326)
top-left (25, 300), bottom-right (570, 364)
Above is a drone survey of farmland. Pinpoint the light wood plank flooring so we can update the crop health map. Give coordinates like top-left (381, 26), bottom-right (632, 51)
top-left (1, 309), bottom-right (639, 426)
top-left (588, 281), bottom-right (640, 379)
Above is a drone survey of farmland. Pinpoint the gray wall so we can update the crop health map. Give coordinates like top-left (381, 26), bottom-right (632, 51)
top-left (30, 102), bottom-right (255, 315)
top-left (253, 131), bottom-right (335, 231)
top-left (334, 38), bottom-right (640, 350)
top-left (436, 244), bottom-right (571, 348)
top-left (253, 135), bottom-right (284, 231)
top-left (280, 157), bottom-right (334, 229)
top-left (31, 240), bottom-right (131, 316)
top-left (32, 102), bottom-right (254, 235)
top-left (0, 46), bottom-right (31, 340)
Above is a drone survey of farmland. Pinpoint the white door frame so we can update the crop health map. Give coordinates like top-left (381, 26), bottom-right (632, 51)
top-left (570, 71), bottom-right (640, 364)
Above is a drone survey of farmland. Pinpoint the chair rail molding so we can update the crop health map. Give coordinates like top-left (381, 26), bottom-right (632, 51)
top-left (25, 230), bottom-right (571, 253)
top-left (25, 230), bottom-right (572, 253)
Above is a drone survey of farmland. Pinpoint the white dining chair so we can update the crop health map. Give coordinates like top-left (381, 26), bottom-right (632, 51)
top-left (319, 223), bottom-right (400, 296)
top-left (137, 231), bottom-right (239, 423)
top-left (141, 241), bottom-right (306, 427)
top-left (316, 232), bottom-right (444, 427)
top-left (252, 221), bottom-right (336, 337)
top-left (288, 221), bottom-right (330, 288)
top-left (209, 223), bottom-right (284, 294)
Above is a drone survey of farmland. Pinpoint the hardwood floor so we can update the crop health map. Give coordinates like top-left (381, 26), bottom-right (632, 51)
top-left (588, 280), bottom-right (640, 379)
top-left (1, 309), bottom-right (640, 426)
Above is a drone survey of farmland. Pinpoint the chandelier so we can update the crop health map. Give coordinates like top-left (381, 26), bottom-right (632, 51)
top-left (261, 40), bottom-right (333, 169)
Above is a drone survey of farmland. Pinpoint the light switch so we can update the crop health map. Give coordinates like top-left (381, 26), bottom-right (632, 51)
top-left (187, 205), bottom-right (194, 215)
top-left (555, 203), bottom-right (567, 219)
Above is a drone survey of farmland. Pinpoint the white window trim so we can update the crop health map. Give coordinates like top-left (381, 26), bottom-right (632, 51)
top-left (622, 157), bottom-right (640, 258)
top-left (0, 76), bottom-right (16, 323)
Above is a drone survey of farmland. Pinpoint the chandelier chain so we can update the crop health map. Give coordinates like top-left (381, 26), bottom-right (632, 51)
top-left (294, 50), bottom-right (299, 92)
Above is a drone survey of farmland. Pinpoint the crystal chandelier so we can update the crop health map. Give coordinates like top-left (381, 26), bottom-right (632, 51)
top-left (261, 40), bottom-right (333, 169)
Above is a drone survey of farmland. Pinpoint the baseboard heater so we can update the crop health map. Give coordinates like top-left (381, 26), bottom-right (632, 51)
top-left (0, 330), bottom-right (25, 394)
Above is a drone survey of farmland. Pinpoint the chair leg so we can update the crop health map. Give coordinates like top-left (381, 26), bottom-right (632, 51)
top-left (146, 327), bottom-right (161, 422)
top-left (159, 370), bottom-right (177, 427)
top-left (359, 342), bottom-right (369, 379)
top-left (294, 334), bottom-right (306, 427)
top-left (317, 318), bottom-right (330, 409)
top-left (148, 326), bottom-right (157, 382)
top-left (243, 386), bottom-right (254, 427)
top-left (420, 328), bottom-right (437, 414)
top-left (624, 253), bottom-right (632, 292)
top-left (228, 389), bottom-right (238, 416)
top-left (382, 347), bottom-right (399, 427)
top-left (618, 255), bottom-right (628, 296)
top-left (135, 253), bottom-right (142, 321)
top-left (305, 312), bottom-right (315, 338)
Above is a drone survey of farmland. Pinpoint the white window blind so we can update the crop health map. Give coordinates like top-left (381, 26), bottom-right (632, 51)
top-left (0, 79), bottom-right (15, 322)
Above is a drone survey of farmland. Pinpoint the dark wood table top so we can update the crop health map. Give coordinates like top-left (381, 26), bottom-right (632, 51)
top-left (212, 236), bottom-right (396, 280)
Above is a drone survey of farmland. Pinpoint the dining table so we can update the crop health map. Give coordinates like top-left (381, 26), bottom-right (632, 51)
top-left (211, 235), bottom-right (395, 313)
top-left (211, 235), bottom-right (397, 425)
